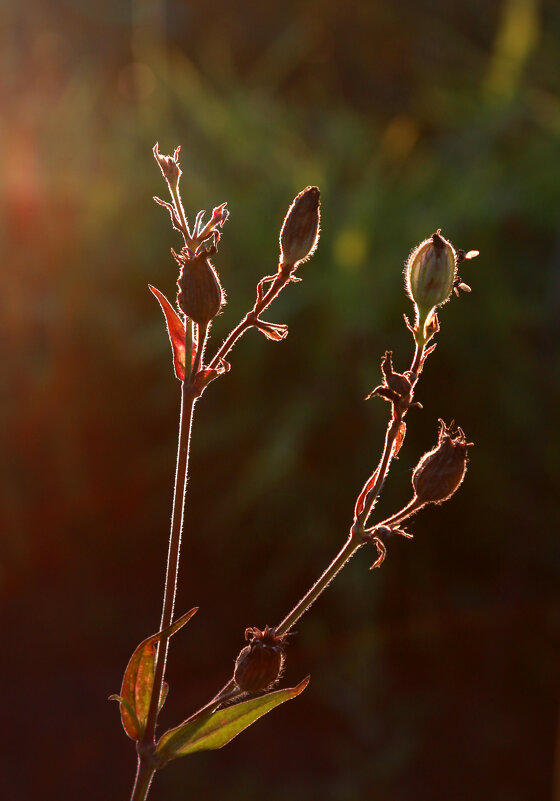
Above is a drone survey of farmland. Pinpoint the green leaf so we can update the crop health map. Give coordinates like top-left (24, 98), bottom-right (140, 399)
top-left (149, 285), bottom-right (193, 382)
top-left (157, 677), bottom-right (309, 762)
top-left (113, 607), bottom-right (198, 740)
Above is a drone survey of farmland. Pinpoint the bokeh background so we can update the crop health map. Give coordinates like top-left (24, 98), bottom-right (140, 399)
top-left (2, 0), bottom-right (560, 799)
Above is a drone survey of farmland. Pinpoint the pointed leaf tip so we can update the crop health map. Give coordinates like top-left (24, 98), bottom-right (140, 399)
top-left (157, 677), bottom-right (309, 762)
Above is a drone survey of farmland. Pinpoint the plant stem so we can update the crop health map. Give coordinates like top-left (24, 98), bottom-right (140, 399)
top-left (208, 264), bottom-right (293, 370)
top-left (147, 378), bottom-right (196, 742)
top-left (276, 531), bottom-right (363, 636)
top-left (356, 341), bottom-right (426, 528)
top-left (183, 337), bottom-right (430, 722)
top-left (130, 759), bottom-right (156, 801)
top-left (130, 358), bottom-right (197, 801)
top-left (170, 184), bottom-right (191, 243)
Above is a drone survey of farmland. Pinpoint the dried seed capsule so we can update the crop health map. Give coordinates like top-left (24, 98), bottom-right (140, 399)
top-left (175, 250), bottom-right (224, 326)
top-left (279, 186), bottom-right (321, 266)
top-left (412, 420), bottom-right (472, 505)
top-left (405, 230), bottom-right (456, 320)
top-left (234, 626), bottom-right (286, 693)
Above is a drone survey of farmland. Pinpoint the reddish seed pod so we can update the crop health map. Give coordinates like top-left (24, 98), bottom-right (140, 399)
top-left (234, 625), bottom-right (286, 693)
top-left (412, 420), bottom-right (472, 505)
top-left (175, 249), bottom-right (224, 326)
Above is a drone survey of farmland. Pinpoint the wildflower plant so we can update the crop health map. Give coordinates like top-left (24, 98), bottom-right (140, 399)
top-left (110, 145), bottom-right (478, 801)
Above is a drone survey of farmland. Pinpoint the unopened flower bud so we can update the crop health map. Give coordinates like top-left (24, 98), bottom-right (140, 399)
top-left (405, 230), bottom-right (456, 320)
top-left (175, 250), bottom-right (224, 326)
top-left (279, 186), bottom-right (321, 266)
top-left (412, 420), bottom-right (472, 505)
top-left (234, 626), bottom-right (285, 693)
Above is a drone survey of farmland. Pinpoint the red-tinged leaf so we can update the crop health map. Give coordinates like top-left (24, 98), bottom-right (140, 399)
top-left (149, 285), bottom-right (188, 381)
top-left (157, 677), bottom-right (309, 763)
top-left (393, 422), bottom-right (406, 457)
top-left (114, 607), bottom-right (198, 740)
top-left (354, 468), bottom-right (380, 519)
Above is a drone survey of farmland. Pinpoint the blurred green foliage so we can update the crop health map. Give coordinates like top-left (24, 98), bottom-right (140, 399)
top-left (1, 1), bottom-right (559, 800)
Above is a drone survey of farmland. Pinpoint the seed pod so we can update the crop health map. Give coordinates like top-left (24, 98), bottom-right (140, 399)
top-left (412, 420), bottom-right (472, 505)
top-left (234, 626), bottom-right (286, 694)
top-left (279, 186), bottom-right (321, 266)
top-left (405, 230), bottom-right (456, 320)
top-left (176, 250), bottom-right (224, 326)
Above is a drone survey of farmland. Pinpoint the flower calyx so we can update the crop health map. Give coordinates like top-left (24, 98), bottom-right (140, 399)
top-left (412, 419), bottom-right (473, 506)
top-left (174, 244), bottom-right (225, 327)
top-left (366, 351), bottom-right (421, 414)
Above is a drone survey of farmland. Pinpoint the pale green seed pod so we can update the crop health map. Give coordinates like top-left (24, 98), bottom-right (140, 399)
top-left (405, 230), bottom-right (456, 321)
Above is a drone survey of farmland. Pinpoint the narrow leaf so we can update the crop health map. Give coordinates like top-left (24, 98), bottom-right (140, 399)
top-left (255, 319), bottom-right (289, 341)
top-left (354, 467), bottom-right (380, 519)
top-left (157, 677), bottom-right (309, 762)
top-left (159, 682), bottom-right (169, 713)
top-left (393, 422), bottom-right (406, 457)
top-left (149, 285), bottom-right (188, 382)
top-left (109, 694), bottom-right (141, 737)
top-left (115, 607), bottom-right (198, 740)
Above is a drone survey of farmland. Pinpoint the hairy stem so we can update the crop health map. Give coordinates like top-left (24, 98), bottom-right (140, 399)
top-left (131, 358), bottom-right (197, 801)
top-left (208, 264), bottom-right (294, 370)
top-left (130, 759), bottom-right (156, 801)
top-left (276, 531), bottom-right (363, 636)
top-left (169, 183), bottom-right (191, 244)
top-left (191, 321), bottom-right (209, 379)
top-left (356, 341), bottom-right (426, 528)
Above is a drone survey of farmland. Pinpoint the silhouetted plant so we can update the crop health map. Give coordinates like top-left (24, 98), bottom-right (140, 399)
top-left (110, 145), bottom-right (478, 801)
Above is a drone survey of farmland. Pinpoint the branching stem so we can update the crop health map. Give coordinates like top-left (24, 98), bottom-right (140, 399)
top-left (208, 264), bottom-right (294, 370)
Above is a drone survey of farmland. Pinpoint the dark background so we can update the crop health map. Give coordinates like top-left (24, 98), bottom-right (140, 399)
top-left (2, 1), bottom-right (559, 799)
